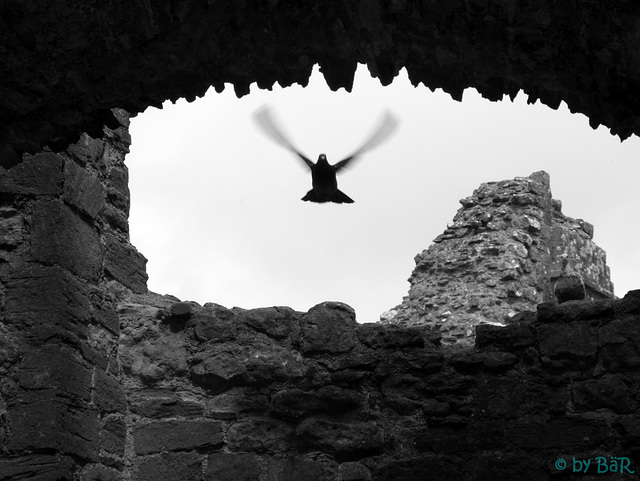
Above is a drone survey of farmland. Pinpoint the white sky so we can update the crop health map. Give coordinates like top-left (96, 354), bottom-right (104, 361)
top-left (127, 64), bottom-right (640, 323)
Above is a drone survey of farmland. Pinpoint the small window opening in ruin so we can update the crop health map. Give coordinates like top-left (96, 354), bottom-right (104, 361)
top-left (127, 64), bottom-right (640, 322)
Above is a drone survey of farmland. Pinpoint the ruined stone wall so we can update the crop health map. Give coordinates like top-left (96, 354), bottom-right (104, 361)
top-left (381, 171), bottom-right (615, 348)
top-left (0, 113), bottom-right (147, 480)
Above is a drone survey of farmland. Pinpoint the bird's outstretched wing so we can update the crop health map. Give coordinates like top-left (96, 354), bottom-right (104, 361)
top-left (333, 110), bottom-right (399, 172)
top-left (253, 106), bottom-right (315, 168)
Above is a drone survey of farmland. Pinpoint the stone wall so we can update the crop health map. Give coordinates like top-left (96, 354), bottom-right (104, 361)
top-left (0, 112), bottom-right (147, 480)
top-left (381, 171), bottom-right (615, 348)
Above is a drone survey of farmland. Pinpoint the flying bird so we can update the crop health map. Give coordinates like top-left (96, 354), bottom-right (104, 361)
top-left (253, 107), bottom-right (398, 203)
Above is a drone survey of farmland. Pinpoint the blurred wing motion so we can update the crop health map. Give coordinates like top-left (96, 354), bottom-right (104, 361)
top-left (253, 106), bottom-right (314, 168)
top-left (333, 110), bottom-right (399, 172)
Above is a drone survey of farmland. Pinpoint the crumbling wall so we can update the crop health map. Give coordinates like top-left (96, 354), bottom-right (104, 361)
top-left (381, 171), bottom-right (615, 348)
top-left (0, 112), bottom-right (147, 480)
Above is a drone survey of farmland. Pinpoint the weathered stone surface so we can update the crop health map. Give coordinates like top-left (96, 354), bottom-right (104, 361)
top-left (244, 306), bottom-right (298, 339)
top-left (537, 322), bottom-right (598, 372)
top-left (270, 386), bottom-right (363, 420)
top-left (296, 419), bottom-right (384, 455)
top-left (357, 324), bottom-right (425, 348)
top-left (205, 453), bottom-right (261, 481)
top-left (414, 424), bottom-right (505, 452)
top-left (93, 369), bottom-right (126, 413)
top-left (8, 391), bottom-right (99, 460)
top-left (134, 453), bottom-right (201, 481)
top-left (510, 418), bottom-right (610, 449)
top-left (227, 417), bottom-right (294, 453)
top-left (81, 465), bottom-right (120, 481)
top-left (205, 388), bottom-right (269, 419)
top-left (5, 265), bottom-right (91, 345)
top-left (266, 458), bottom-right (334, 481)
top-left (599, 318), bottom-right (640, 372)
top-left (300, 302), bottom-right (357, 354)
top-left (475, 323), bottom-right (535, 350)
top-left (0, 454), bottom-right (74, 481)
top-left (100, 417), bottom-right (126, 456)
top-left (194, 304), bottom-right (238, 342)
top-left (133, 419), bottom-right (223, 454)
top-left (62, 159), bottom-right (105, 218)
top-left (31, 198), bottom-right (102, 282)
top-left (0, 207), bottom-right (24, 249)
top-left (451, 351), bottom-right (518, 372)
top-left (376, 456), bottom-right (464, 481)
top-left (0, 152), bottom-right (62, 194)
top-left (129, 390), bottom-right (204, 418)
top-left (338, 462), bottom-right (372, 481)
top-left (572, 374), bottom-right (635, 414)
top-left (104, 232), bottom-right (148, 293)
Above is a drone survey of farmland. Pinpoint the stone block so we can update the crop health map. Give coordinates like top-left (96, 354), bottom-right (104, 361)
top-left (205, 388), bottom-right (269, 419)
top-left (0, 152), bottom-right (62, 195)
top-left (4, 265), bottom-right (91, 345)
top-left (18, 345), bottom-right (91, 401)
top-left (0, 207), bottom-right (24, 248)
top-left (93, 369), bottom-right (126, 414)
top-left (266, 458), bottom-right (333, 481)
top-left (0, 454), bottom-right (74, 481)
top-left (357, 323), bottom-right (425, 348)
top-left (67, 133), bottom-right (105, 165)
top-left (104, 232), bottom-right (148, 293)
top-left (134, 453), bottom-right (201, 481)
top-left (338, 462), bottom-right (372, 481)
top-left (8, 391), bottom-right (99, 460)
top-left (472, 454), bottom-right (549, 481)
top-left (537, 299), bottom-right (615, 323)
top-left (244, 306), bottom-right (298, 339)
top-left (100, 417), bottom-right (126, 456)
top-left (599, 318), bottom-right (640, 372)
top-left (572, 374), bottom-right (635, 414)
top-left (510, 418), bottom-right (610, 449)
top-left (300, 302), bottom-right (357, 354)
top-left (31, 198), bottom-right (102, 281)
top-left (270, 386), bottom-right (363, 420)
top-left (376, 456), bottom-right (464, 481)
top-left (413, 424), bottom-right (505, 452)
top-left (475, 323), bottom-right (535, 350)
top-left (537, 322), bottom-right (598, 369)
top-left (451, 351), bottom-right (517, 372)
top-left (194, 304), bottom-right (238, 342)
top-left (63, 159), bottom-right (105, 218)
top-left (296, 419), bottom-right (384, 455)
top-left (133, 420), bottom-right (223, 454)
top-left (81, 465), bottom-right (120, 481)
top-left (227, 417), bottom-right (293, 453)
top-left (205, 453), bottom-right (261, 481)
top-left (129, 390), bottom-right (204, 418)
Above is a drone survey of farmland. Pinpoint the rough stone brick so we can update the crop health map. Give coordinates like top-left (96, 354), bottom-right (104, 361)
top-left (101, 417), bottom-right (126, 456)
top-left (81, 464), bottom-right (120, 481)
top-left (205, 453), bottom-right (261, 481)
top-left (266, 458), bottom-right (333, 481)
top-left (0, 152), bottom-right (62, 195)
top-left (338, 462), bottom-right (372, 481)
top-left (270, 386), bottom-right (363, 420)
top-left (300, 302), bottom-right (357, 354)
top-left (537, 322), bottom-right (598, 367)
top-left (357, 323), bottom-right (424, 348)
top-left (93, 369), bottom-right (126, 414)
top-left (133, 420), bottom-right (223, 454)
top-left (0, 454), bottom-right (74, 481)
top-left (296, 419), bottom-right (384, 455)
top-left (67, 133), bottom-right (105, 165)
top-left (243, 306), bottom-right (298, 339)
top-left (376, 456), bottom-right (464, 481)
top-left (510, 418), bottom-right (610, 449)
top-left (129, 391), bottom-right (204, 418)
top-left (4, 265), bottom-right (91, 345)
top-left (63, 159), bottom-right (105, 218)
top-left (18, 345), bottom-right (91, 401)
top-left (30, 198), bottom-right (102, 281)
top-left (194, 304), bottom-right (238, 342)
top-left (475, 323), bottom-right (535, 350)
top-left (572, 374), bottom-right (635, 414)
top-left (227, 417), bottom-right (293, 454)
top-left (413, 424), bottom-right (505, 453)
top-left (8, 391), bottom-right (99, 460)
top-left (0, 207), bottom-right (24, 248)
top-left (104, 232), bottom-right (148, 293)
top-left (134, 453), bottom-right (201, 481)
top-left (599, 318), bottom-right (640, 372)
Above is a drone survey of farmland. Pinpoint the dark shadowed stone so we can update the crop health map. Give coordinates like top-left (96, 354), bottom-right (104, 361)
top-left (473, 454), bottom-right (549, 481)
top-left (93, 369), bottom-right (126, 414)
top-left (572, 374), bottom-right (635, 414)
top-left (510, 418), bottom-right (610, 449)
top-left (5, 265), bottom-right (91, 345)
top-left (104, 232), bottom-right (148, 293)
top-left (167, 301), bottom-right (194, 322)
top-left (300, 302), bottom-right (357, 354)
top-left (81, 464), bottom-right (119, 481)
top-left (205, 388), bottom-right (269, 420)
top-left (191, 347), bottom-right (246, 393)
top-left (414, 423), bottom-right (505, 452)
top-left (134, 453), bottom-right (201, 481)
top-left (475, 323), bottom-right (535, 349)
top-left (18, 344), bottom-right (91, 401)
top-left (615, 289), bottom-right (640, 316)
top-left (194, 304), bottom-right (238, 342)
top-left (67, 133), bottom-right (105, 165)
top-left (0, 454), bottom-right (74, 481)
top-left (129, 391), bottom-right (205, 418)
top-left (376, 456), bottom-right (464, 481)
top-left (205, 453), bottom-right (261, 481)
top-left (537, 299), bottom-right (615, 324)
top-left (418, 373), bottom-right (477, 395)
top-left (270, 386), bottom-right (363, 420)
top-left (599, 318), bottom-right (640, 372)
top-left (479, 378), bottom-right (523, 419)
top-left (0, 152), bottom-right (62, 194)
top-left (133, 419), bottom-right (223, 454)
top-left (101, 417), bottom-right (126, 456)
top-left (537, 323), bottom-right (598, 369)
top-left (338, 462), bottom-right (372, 481)
top-left (31, 198), bottom-right (102, 281)
top-left (0, 207), bottom-right (23, 248)
top-left (244, 306), bottom-right (298, 339)
top-left (357, 324), bottom-right (425, 348)
top-left (62, 159), bottom-right (105, 218)
top-left (8, 391), bottom-right (98, 460)
top-left (613, 415), bottom-right (640, 443)
top-left (266, 458), bottom-right (333, 481)
top-left (227, 417), bottom-right (293, 453)
top-left (296, 419), bottom-right (384, 455)
top-left (451, 351), bottom-right (517, 372)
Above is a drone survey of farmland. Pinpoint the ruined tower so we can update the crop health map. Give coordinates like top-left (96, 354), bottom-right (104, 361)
top-left (381, 171), bottom-right (615, 347)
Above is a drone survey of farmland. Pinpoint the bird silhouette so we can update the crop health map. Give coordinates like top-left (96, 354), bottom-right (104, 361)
top-left (253, 107), bottom-right (398, 203)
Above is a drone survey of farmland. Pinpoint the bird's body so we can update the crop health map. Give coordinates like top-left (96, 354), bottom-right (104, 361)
top-left (253, 107), bottom-right (398, 204)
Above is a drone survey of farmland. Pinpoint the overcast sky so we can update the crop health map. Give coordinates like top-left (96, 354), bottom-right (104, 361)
top-left (126, 64), bottom-right (640, 322)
